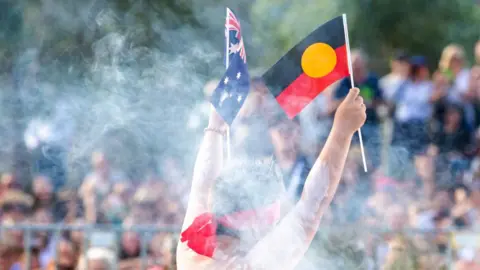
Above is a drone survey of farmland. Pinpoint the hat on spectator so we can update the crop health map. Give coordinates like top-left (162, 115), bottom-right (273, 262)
top-left (409, 55), bottom-right (428, 67)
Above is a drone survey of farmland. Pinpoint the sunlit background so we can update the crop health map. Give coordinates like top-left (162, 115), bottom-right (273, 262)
top-left (0, 0), bottom-right (479, 269)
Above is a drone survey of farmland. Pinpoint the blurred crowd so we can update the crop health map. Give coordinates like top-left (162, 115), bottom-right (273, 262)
top-left (1, 40), bottom-right (480, 269)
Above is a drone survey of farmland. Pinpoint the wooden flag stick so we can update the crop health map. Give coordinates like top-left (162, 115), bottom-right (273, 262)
top-left (342, 13), bottom-right (368, 172)
top-left (225, 7), bottom-right (232, 161)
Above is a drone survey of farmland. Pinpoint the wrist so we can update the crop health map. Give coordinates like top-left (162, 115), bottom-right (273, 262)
top-left (330, 124), bottom-right (355, 142)
top-left (206, 122), bottom-right (226, 130)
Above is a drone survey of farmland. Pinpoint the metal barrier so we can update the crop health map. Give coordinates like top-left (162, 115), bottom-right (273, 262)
top-left (0, 224), bottom-right (467, 270)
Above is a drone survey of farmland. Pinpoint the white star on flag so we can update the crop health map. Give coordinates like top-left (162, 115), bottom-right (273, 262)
top-left (219, 91), bottom-right (229, 106)
top-left (228, 43), bottom-right (240, 55)
top-left (236, 72), bottom-right (241, 79)
top-left (224, 77), bottom-right (229, 84)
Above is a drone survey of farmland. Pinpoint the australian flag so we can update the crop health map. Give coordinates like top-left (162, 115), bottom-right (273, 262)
top-left (210, 8), bottom-right (250, 125)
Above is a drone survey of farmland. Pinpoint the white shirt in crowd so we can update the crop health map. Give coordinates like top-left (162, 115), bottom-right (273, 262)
top-left (447, 69), bottom-right (471, 104)
top-left (394, 80), bottom-right (433, 123)
top-left (380, 73), bottom-right (405, 102)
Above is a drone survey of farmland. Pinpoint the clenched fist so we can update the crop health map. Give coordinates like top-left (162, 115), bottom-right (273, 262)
top-left (333, 88), bottom-right (366, 135)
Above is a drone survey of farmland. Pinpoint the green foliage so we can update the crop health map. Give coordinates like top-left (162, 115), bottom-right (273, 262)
top-left (340, 0), bottom-right (480, 72)
top-left (250, 0), bottom-right (480, 73)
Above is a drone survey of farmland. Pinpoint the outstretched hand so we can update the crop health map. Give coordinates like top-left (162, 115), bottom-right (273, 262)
top-left (333, 88), bottom-right (366, 136)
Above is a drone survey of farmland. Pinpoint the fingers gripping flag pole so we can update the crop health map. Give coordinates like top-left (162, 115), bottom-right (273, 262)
top-left (342, 14), bottom-right (368, 172)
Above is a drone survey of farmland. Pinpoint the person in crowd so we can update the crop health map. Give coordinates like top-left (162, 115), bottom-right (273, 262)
top-left (468, 41), bottom-right (480, 125)
top-left (269, 115), bottom-right (311, 201)
top-left (178, 87), bottom-right (366, 269)
top-left (432, 44), bottom-right (473, 128)
top-left (380, 51), bottom-right (411, 102)
top-left (78, 247), bottom-right (116, 270)
top-left (391, 56), bottom-right (433, 157)
top-left (331, 49), bottom-right (384, 168)
top-left (79, 151), bottom-right (126, 223)
top-left (46, 237), bottom-right (79, 270)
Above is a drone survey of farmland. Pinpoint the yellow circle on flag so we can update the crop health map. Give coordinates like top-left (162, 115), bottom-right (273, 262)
top-left (301, 43), bottom-right (337, 78)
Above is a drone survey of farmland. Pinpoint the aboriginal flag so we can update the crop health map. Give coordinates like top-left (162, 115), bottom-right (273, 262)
top-left (262, 16), bottom-right (349, 118)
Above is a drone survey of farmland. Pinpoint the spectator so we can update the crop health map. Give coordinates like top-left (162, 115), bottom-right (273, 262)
top-left (268, 115), bottom-right (311, 201)
top-left (79, 151), bottom-right (126, 223)
top-left (78, 247), bottom-right (116, 270)
top-left (331, 49), bottom-right (384, 168)
top-left (46, 237), bottom-right (79, 270)
top-left (469, 41), bottom-right (480, 125)
top-left (432, 44), bottom-right (473, 128)
top-left (380, 51), bottom-right (411, 102)
top-left (391, 56), bottom-right (433, 157)
top-left (148, 233), bottom-right (174, 269)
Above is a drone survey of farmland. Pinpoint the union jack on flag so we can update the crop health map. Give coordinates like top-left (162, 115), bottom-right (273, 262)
top-left (225, 8), bottom-right (246, 64)
top-left (210, 8), bottom-right (250, 125)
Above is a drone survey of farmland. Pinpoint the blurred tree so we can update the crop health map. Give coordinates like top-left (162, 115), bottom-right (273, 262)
top-left (249, 0), bottom-right (339, 72)
top-left (341, 0), bottom-right (480, 72)
top-left (250, 0), bottom-right (480, 73)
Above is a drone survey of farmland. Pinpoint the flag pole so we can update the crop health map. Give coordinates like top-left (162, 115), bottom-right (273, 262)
top-left (225, 8), bottom-right (232, 161)
top-left (342, 14), bottom-right (368, 172)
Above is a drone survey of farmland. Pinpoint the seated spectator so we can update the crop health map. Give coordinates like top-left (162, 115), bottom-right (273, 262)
top-left (119, 219), bottom-right (141, 261)
top-left (46, 237), bottom-right (79, 270)
top-left (78, 247), bottom-right (116, 270)
top-left (148, 233), bottom-right (174, 269)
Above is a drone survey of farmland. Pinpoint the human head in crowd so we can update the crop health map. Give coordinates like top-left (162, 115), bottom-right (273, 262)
top-left (120, 223), bottom-right (141, 260)
top-left (78, 247), bottom-right (116, 270)
top-left (92, 151), bottom-right (109, 176)
top-left (351, 49), bottom-right (369, 82)
top-left (149, 233), bottom-right (175, 266)
top-left (0, 189), bottom-right (33, 224)
top-left (46, 237), bottom-right (79, 270)
top-left (32, 174), bottom-right (54, 208)
top-left (409, 56), bottom-right (430, 81)
top-left (385, 204), bottom-right (409, 231)
top-left (391, 50), bottom-right (410, 77)
top-left (268, 115), bottom-right (301, 162)
top-left (439, 43), bottom-right (466, 75)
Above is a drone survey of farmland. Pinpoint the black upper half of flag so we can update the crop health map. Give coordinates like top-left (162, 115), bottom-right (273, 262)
top-left (210, 53), bottom-right (250, 125)
top-left (261, 16), bottom-right (345, 95)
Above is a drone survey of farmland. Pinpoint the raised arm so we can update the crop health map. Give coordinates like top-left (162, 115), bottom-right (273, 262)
top-left (245, 88), bottom-right (366, 269)
top-left (181, 108), bottom-right (226, 230)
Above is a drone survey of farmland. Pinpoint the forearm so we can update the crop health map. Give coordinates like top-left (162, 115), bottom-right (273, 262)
top-left (190, 128), bottom-right (224, 206)
top-left (300, 125), bottom-right (353, 237)
top-left (245, 127), bottom-right (353, 270)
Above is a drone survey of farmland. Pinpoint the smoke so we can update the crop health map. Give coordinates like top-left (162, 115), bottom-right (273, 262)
top-left (0, 0), bottom-right (386, 268)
